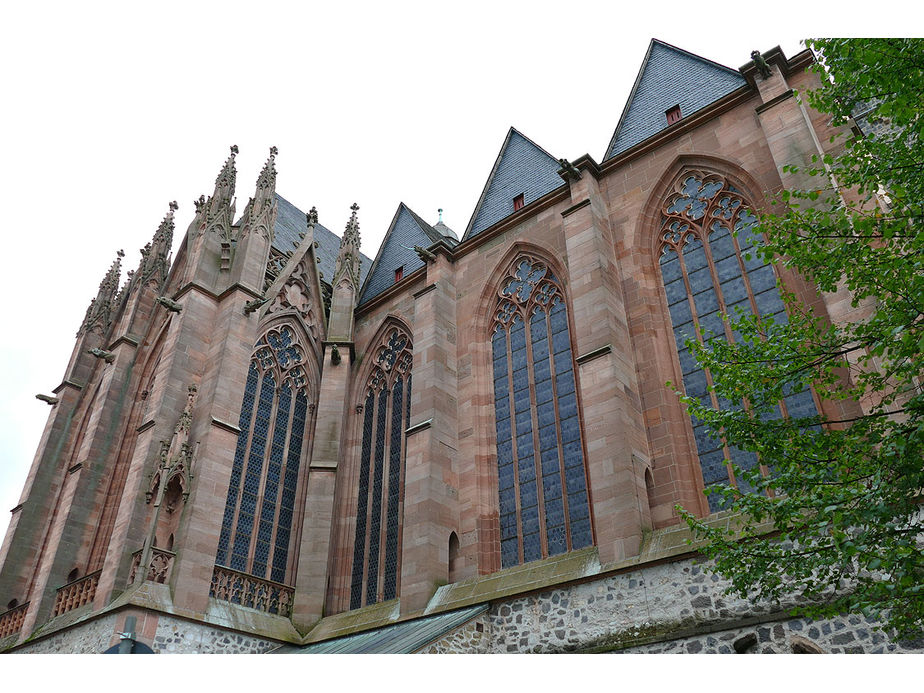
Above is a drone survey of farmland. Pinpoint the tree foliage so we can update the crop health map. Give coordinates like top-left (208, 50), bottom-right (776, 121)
top-left (677, 39), bottom-right (924, 639)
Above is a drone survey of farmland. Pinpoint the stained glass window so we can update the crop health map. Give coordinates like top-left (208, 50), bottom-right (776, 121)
top-left (216, 325), bottom-right (315, 584)
top-left (491, 256), bottom-right (592, 569)
top-left (657, 172), bottom-right (819, 510)
top-left (350, 327), bottom-right (413, 609)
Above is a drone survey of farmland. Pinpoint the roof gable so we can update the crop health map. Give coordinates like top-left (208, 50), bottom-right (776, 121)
top-left (604, 40), bottom-right (747, 160)
top-left (274, 194), bottom-right (371, 287)
top-left (462, 128), bottom-right (566, 240)
top-left (358, 203), bottom-right (443, 305)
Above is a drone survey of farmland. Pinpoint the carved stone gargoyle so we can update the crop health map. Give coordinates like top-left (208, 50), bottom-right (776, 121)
top-left (244, 296), bottom-right (270, 314)
top-left (751, 50), bottom-right (772, 79)
top-left (557, 158), bottom-right (582, 182)
top-left (88, 347), bottom-right (115, 363)
top-left (156, 296), bottom-right (183, 313)
top-left (36, 394), bottom-right (59, 405)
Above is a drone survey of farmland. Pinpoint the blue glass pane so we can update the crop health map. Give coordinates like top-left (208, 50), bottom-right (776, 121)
top-left (682, 239), bottom-right (708, 273)
top-left (217, 362), bottom-right (259, 566)
top-left (383, 378), bottom-right (404, 601)
top-left (748, 264), bottom-right (777, 294)
top-left (753, 289), bottom-right (785, 318)
top-left (272, 390), bottom-right (307, 584)
top-left (719, 276), bottom-right (748, 306)
top-left (784, 389), bottom-right (818, 420)
top-left (668, 296), bottom-right (692, 327)
top-left (366, 388), bottom-right (388, 605)
top-left (692, 287), bottom-right (719, 316)
top-left (708, 229), bottom-right (736, 262)
top-left (659, 253), bottom-right (682, 283)
top-left (350, 392), bottom-right (376, 609)
top-left (231, 372), bottom-right (275, 572)
top-left (254, 385), bottom-right (291, 578)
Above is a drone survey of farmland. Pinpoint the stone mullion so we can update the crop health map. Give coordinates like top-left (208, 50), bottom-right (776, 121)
top-left (246, 374), bottom-right (281, 574)
top-left (224, 367), bottom-right (260, 568)
top-left (286, 392), bottom-right (314, 585)
top-left (393, 374), bottom-right (410, 600)
top-left (544, 301), bottom-right (573, 553)
top-left (696, 209), bottom-right (742, 489)
top-left (503, 319), bottom-right (525, 566)
top-left (264, 381), bottom-right (297, 582)
top-left (375, 387), bottom-right (394, 603)
top-left (524, 303), bottom-right (549, 560)
top-left (673, 235), bottom-right (739, 489)
top-left (359, 390), bottom-right (377, 606)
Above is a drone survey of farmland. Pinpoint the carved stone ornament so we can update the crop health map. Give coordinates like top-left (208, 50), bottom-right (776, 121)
top-left (658, 171), bottom-right (758, 256)
top-left (365, 326), bottom-right (413, 396)
top-left (79, 250), bottom-right (123, 336)
top-left (238, 146), bottom-right (278, 243)
top-left (147, 385), bottom-right (198, 505)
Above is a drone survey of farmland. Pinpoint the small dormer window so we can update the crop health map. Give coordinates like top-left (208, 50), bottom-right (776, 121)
top-left (513, 193), bottom-right (525, 211)
top-left (394, 266), bottom-right (404, 283)
top-left (666, 105), bottom-right (682, 125)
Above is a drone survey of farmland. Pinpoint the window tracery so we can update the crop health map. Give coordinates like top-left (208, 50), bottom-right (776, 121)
top-left (215, 325), bottom-right (313, 584)
top-left (350, 326), bottom-right (413, 609)
top-left (658, 171), bottom-right (818, 509)
top-left (491, 256), bottom-right (592, 569)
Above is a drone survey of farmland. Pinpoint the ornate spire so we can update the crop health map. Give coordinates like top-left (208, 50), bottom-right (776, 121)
top-left (333, 203), bottom-right (362, 293)
top-left (138, 201), bottom-right (177, 288)
top-left (191, 145), bottom-right (238, 239)
top-left (79, 250), bottom-right (124, 335)
top-left (238, 146), bottom-right (278, 242)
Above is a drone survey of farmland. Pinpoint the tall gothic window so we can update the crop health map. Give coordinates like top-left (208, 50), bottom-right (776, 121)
top-left (350, 327), bottom-right (413, 609)
top-left (658, 171), bottom-right (818, 510)
top-left (216, 325), bottom-right (313, 584)
top-left (491, 256), bottom-right (592, 569)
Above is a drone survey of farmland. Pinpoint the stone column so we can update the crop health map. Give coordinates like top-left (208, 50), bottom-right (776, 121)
top-left (561, 166), bottom-right (649, 563)
top-left (400, 250), bottom-right (459, 613)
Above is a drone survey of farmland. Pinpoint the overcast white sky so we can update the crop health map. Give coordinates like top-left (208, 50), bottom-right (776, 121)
top-left (0, 1), bottom-right (900, 542)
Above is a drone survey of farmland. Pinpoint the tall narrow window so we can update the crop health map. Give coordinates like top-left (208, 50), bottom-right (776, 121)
top-left (658, 171), bottom-right (818, 510)
top-left (350, 326), bottom-right (413, 609)
top-left (215, 325), bottom-right (313, 584)
top-left (491, 256), bottom-right (592, 569)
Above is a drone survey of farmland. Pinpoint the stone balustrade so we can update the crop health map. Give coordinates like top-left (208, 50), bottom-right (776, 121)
top-left (51, 571), bottom-right (101, 618)
top-left (0, 601), bottom-right (29, 639)
top-left (209, 565), bottom-right (294, 618)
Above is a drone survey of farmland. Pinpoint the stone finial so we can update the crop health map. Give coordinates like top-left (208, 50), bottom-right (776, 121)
top-left (79, 250), bottom-right (124, 335)
top-left (139, 201), bottom-right (178, 287)
top-left (333, 203), bottom-right (362, 296)
top-left (307, 206), bottom-right (318, 226)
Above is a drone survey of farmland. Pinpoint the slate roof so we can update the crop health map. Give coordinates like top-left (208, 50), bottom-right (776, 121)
top-left (462, 128), bottom-right (566, 241)
top-left (273, 194), bottom-right (371, 287)
top-left (276, 604), bottom-right (488, 654)
top-left (604, 39), bottom-right (747, 160)
top-left (358, 202), bottom-right (452, 306)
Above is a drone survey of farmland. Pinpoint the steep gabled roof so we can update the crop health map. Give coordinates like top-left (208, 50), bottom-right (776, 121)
top-left (604, 39), bottom-right (747, 160)
top-left (462, 128), bottom-right (566, 241)
top-left (358, 202), bottom-right (446, 305)
top-left (274, 194), bottom-right (372, 287)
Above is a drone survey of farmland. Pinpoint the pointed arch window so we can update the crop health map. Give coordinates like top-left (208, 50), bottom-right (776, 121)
top-left (350, 327), bottom-right (413, 609)
top-left (215, 325), bottom-right (314, 584)
top-left (658, 171), bottom-right (819, 510)
top-left (491, 257), bottom-right (592, 569)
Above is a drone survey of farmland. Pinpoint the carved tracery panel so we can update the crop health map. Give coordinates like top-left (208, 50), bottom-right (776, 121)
top-left (657, 171), bottom-right (818, 509)
top-left (216, 325), bottom-right (314, 584)
top-left (350, 325), bottom-right (413, 609)
top-left (491, 256), bottom-right (592, 569)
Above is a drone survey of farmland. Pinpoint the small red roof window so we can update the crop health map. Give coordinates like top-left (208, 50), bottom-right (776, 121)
top-left (513, 193), bottom-right (525, 211)
top-left (666, 105), bottom-right (682, 125)
top-left (394, 266), bottom-right (404, 283)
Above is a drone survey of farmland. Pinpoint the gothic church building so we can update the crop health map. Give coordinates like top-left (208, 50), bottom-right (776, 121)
top-left (1, 41), bottom-right (915, 653)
